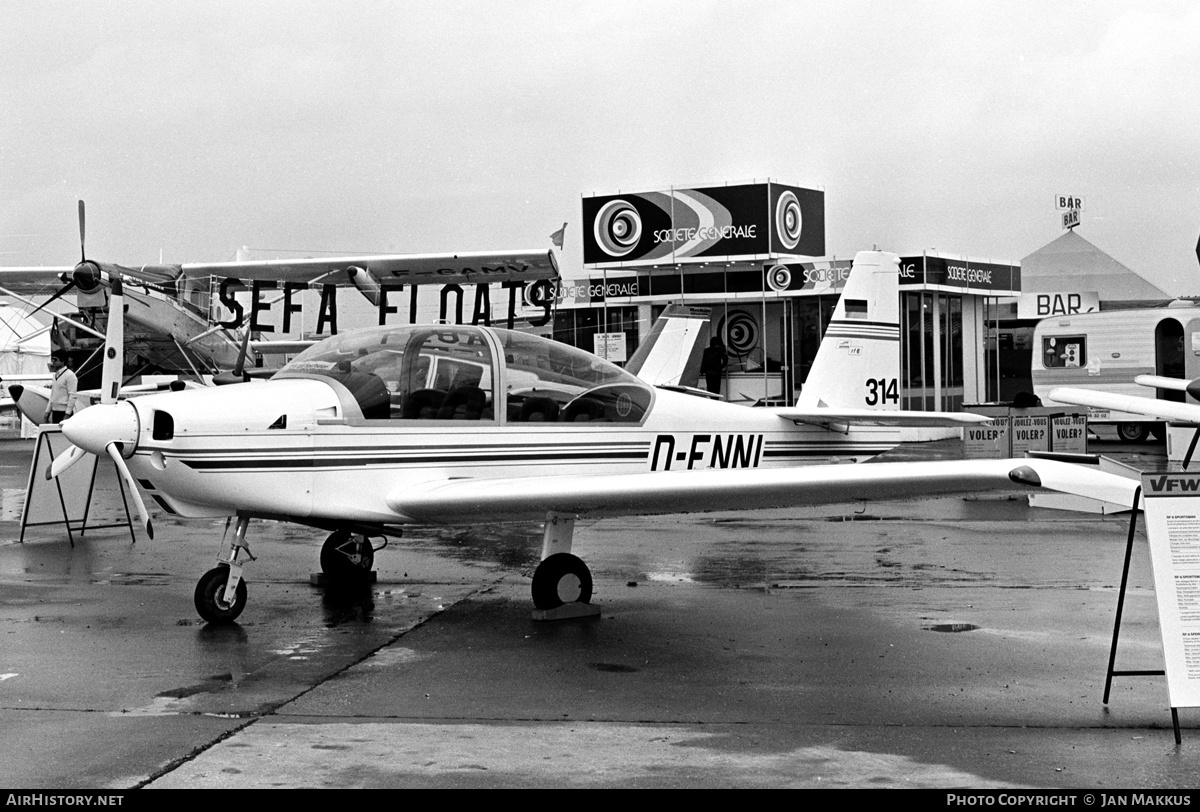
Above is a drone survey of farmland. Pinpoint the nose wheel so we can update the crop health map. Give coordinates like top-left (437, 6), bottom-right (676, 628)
top-left (195, 566), bottom-right (248, 623)
top-left (194, 515), bottom-right (253, 624)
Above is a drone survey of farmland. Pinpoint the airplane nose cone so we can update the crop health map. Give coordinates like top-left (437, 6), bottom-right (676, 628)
top-left (62, 401), bottom-right (140, 456)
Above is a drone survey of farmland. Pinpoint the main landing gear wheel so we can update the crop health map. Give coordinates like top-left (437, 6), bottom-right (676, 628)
top-left (321, 530), bottom-right (375, 583)
top-left (1117, 422), bottom-right (1150, 443)
top-left (195, 566), bottom-right (247, 624)
top-left (531, 553), bottom-right (593, 610)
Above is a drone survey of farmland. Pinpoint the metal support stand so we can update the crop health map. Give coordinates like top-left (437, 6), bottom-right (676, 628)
top-left (1103, 486), bottom-right (1181, 744)
top-left (20, 427), bottom-right (136, 546)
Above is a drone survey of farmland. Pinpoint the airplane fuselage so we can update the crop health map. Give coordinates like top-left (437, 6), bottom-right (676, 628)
top-left (119, 380), bottom-right (899, 525)
top-left (63, 323), bottom-right (901, 528)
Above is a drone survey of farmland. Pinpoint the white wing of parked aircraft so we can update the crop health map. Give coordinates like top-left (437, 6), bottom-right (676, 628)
top-left (1050, 380), bottom-right (1200, 425)
top-left (1052, 376), bottom-right (1200, 464)
top-left (46, 251), bottom-right (1142, 626)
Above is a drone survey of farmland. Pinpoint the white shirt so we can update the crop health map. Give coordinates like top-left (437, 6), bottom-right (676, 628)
top-left (48, 366), bottom-right (78, 415)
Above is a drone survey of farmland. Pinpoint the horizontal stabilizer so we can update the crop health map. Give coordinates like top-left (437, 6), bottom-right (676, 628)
top-left (770, 406), bottom-right (993, 428)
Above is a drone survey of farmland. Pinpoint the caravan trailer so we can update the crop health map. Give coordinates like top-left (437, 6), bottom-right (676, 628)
top-left (1033, 303), bottom-right (1199, 441)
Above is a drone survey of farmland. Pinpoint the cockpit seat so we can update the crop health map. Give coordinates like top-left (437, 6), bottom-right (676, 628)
top-left (437, 386), bottom-right (487, 420)
top-left (337, 371), bottom-right (390, 420)
top-left (562, 396), bottom-right (606, 422)
top-left (518, 397), bottom-right (560, 423)
top-left (402, 388), bottom-right (446, 419)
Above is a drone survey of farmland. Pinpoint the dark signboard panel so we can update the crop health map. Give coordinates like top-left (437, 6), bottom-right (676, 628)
top-left (583, 182), bottom-right (824, 266)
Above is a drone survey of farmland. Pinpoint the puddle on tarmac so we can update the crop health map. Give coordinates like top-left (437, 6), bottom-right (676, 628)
top-left (1, 488), bottom-right (25, 522)
top-left (590, 662), bottom-right (639, 673)
top-left (923, 622), bottom-right (981, 633)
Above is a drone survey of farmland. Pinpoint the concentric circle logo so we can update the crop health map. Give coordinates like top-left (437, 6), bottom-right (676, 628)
top-left (775, 190), bottom-right (802, 250)
top-left (594, 199), bottom-right (643, 258)
top-left (525, 279), bottom-right (554, 308)
top-left (719, 311), bottom-right (759, 357)
top-left (766, 264), bottom-right (792, 292)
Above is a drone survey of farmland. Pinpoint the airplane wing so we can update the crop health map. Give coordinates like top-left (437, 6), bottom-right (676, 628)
top-left (1, 250), bottom-right (557, 296)
top-left (1050, 386), bottom-right (1200, 423)
top-left (769, 406), bottom-right (993, 428)
top-left (1135, 375), bottom-right (1193, 392)
top-left (387, 457), bottom-right (1140, 524)
top-left (0, 267), bottom-right (75, 296)
top-left (179, 249), bottom-right (559, 286)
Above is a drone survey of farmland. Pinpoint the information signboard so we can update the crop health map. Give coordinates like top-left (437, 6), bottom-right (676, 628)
top-left (1140, 472), bottom-right (1200, 708)
top-left (1010, 415), bottom-right (1049, 455)
top-left (1051, 415), bottom-right (1088, 454)
top-left (593, 332), bottom-right (628, 363)
top-left (963, 419), bottom-right (1008, 459)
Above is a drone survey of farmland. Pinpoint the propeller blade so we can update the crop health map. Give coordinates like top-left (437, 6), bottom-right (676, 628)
top-left (26, 280), bottom-right (77, 320)
top-left (100, 276), bottom-right (124, 404)
top-left (46, 443), bottom-right (89, 480)
top-left (106, 442), bottom-right (153, 539)
top-left (78, 200), bottom-right (86, 263)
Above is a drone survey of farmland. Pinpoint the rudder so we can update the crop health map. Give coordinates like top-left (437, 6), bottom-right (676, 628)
top-left (796, 251), bottom-right (901, 408)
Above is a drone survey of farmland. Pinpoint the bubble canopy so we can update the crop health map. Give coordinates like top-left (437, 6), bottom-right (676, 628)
top-left (276, 325), bottom-right (654, 424)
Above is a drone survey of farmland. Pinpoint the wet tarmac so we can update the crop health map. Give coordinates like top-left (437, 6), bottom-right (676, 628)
top-left (0, 435), bottom-right (1195, 789)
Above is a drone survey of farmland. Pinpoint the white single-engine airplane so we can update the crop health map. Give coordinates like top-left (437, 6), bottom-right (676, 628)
top-left (49, 252), bottom-right (1140, 624)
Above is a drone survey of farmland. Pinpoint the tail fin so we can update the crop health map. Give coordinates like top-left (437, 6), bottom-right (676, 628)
top-left (626, 304), bottom-right (712, 389)
top-left (796, 251), bottom-right (900, 408)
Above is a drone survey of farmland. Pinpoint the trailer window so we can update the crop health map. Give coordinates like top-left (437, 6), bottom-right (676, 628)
top-left (1042, 335), bottom-right (1086, 368)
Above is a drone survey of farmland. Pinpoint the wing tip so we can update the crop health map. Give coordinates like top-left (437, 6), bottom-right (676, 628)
top-left (1008, 465), bottom-right (1041, 488)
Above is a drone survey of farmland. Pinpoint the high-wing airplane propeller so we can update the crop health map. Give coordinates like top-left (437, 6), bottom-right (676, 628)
top-left (27, 201), bottom-right (183, 321)
top-left (48, 251), bottom-right (1141, 626)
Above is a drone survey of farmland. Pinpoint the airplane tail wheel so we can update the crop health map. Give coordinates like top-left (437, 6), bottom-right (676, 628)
top-left (194, 566), bottom-right (247, 624)
top-left (531, 553), bottom-right (593, 610)
top-left (320, 530), bottom-right (375, 583)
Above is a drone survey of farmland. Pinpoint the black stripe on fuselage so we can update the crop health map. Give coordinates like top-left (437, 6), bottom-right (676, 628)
top-left (176, 449), bottom-right (649, 470)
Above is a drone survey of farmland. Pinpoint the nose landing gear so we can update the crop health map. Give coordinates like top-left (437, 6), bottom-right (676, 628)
top-left (194, 515), bottom-right (255, 624)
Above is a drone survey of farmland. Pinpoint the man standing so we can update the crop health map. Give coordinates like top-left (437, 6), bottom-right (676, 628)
top-left (45, 351), bottom-right (78, 424)
top-left (700, 336), bottom-right (728, 396)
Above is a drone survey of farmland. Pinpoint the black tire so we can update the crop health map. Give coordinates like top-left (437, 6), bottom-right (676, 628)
top-left (531, 553), bottom-right (593, 610)
top-left (194, 566), bottom-right (247, 624)
top-left (1150, 423), bottom-right (1166, 442)
top-left (1117, 422), bottom-right (1150, 443)
top-left (320, 530), bottom-right (375, 583)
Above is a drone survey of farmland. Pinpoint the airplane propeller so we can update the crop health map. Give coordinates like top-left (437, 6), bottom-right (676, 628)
top-left (46, 273), bottom-right (155, 540)
top-left (26, 201), bottom-right (100, 319)
top-left (28, 200), bottom-right (182, 321)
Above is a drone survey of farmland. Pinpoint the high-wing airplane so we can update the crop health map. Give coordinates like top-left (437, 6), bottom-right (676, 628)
top-left (0, 201), bottom-right (559, 378)
top-left (47, 251), bottom-right (1141, 624)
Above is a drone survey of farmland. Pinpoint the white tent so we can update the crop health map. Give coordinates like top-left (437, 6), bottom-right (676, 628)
top-left (0, 303), bottom-right (51, 377)
top-left (1, 304), bottom-right (52, 435)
